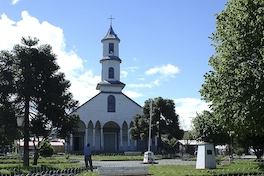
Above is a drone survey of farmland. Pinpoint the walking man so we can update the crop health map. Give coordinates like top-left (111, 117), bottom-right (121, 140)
top-left (84, 143), bottom-right (93, 172)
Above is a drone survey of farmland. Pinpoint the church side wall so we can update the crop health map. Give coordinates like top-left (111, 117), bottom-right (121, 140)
top-left (74, 92), bottom-right (142, 152)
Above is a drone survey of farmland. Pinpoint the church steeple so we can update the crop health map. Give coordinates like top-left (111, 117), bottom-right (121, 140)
top-left (101, 25), bottom-right (120, 42)
top-left (101, 25), bottom-right (121, 60)
top-left (96, 24), bottom-right (125, 92)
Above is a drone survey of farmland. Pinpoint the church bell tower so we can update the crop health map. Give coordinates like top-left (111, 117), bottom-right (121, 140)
top-left (96, 24), bottom-right (125, 92)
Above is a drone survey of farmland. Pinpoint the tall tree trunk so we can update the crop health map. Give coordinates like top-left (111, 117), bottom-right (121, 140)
top-left (32, 138), bottom-right (39, 165)
top-left (158, 119), bottom-right (161, 153)
top-left (23, 97), bottom-right (30, 167)
top-left (33, 149), bottom-right (39, 165)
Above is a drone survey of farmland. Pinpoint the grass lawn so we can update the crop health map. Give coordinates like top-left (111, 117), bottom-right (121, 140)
top-left (0, 154), bottom-right (263, 175)
top-left (77, 159), bottom-right (264, 176)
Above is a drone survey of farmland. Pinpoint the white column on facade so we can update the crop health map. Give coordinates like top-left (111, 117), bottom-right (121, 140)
top-left (93, 128), bottom-right (96, 147)
top-left (101, 128), bottom-right (103, 149)
top-left (85, 127), bottom-right (88, 146)
top-left (127, 129), bottom-right (130, 147)
top-left (120, 128), bottom-right (123, 147)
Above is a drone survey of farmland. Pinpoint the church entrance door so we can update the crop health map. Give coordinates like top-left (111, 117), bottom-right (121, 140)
top-left (103, 121), bottom-right (120, 152)
top-left (73, 136), bottom-right (84, 151)
top-left (104, 133), bottom-right (116, 151)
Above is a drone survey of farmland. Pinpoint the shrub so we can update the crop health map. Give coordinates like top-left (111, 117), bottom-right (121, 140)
top-left (234, 147), bottom-right (244, 156)
top-left (0, 169), bottom-right (11, 175)
top-left (39, 140), bottom-right (54, 157)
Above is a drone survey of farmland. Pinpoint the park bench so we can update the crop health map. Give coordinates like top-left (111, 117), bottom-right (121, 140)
top-left (97, 166), bottom-right (151, 175)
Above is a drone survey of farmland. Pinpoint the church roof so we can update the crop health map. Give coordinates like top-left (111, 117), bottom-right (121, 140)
top-left (100, 55), bottom-right (121, 63)
top-left (101, 25), bottom-right (120, 42)
top-left (96, 80), bottom-right (125, 90)
top-left (73, 91), bottom-right (142, 112)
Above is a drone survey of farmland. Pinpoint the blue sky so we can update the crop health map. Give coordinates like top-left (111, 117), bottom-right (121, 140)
top-left (0, 0), bottom-right (228, 130)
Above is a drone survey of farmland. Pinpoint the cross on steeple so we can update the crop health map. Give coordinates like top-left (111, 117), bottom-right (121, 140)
top-left (108, 15), bottom-right (114, 26)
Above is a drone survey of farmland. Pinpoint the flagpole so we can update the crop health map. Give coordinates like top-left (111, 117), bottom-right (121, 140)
top-left (148, 100), bottom-right (152, 151)
top-left (142, 99), bottom-right (157, 164)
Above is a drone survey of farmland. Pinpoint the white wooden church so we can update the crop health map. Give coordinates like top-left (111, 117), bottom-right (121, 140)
top-left (67, 25), bottom-right (155, 153)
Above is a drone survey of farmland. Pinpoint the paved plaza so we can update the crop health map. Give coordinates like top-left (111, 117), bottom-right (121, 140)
top-left (84, 159), bottom-right (196, 168)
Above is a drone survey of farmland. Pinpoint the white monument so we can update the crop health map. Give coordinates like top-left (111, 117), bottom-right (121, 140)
top-left (196, 142), bottom-right (216, 169)
top-left (143, 151), bottom-right (155, 164)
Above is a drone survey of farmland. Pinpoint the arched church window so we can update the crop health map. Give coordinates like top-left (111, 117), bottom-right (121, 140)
top-left (109, 67), bottom-right (114, 78)
top-left (109, 43), bottom-right (114, 54)
top-left (108, 95), bottom-right (115, 112)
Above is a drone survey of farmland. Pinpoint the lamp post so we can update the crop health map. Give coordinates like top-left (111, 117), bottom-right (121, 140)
top-left (16, 116), bottom-right (24, 174)
top-left (17, 116), bottom-right (24, 127)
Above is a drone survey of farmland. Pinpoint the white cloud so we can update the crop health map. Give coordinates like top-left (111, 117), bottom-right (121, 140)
top-left (138, 77), bottom-right (145, 81)
top-left (0, 11), bottom-right (97, 104)
top-left (173, 98), bottom-right (210, 131)
top-left (153, 79), bottom-right (160, 86)
top-left (121, 70), bottom-right (128, 78)
top-left (127, 80), bottom-right (160, 89)
top-left (0, 11), bottom-right (83, 74)
top-left (133, 57), bottom-right (139, 62)
top-left (123, 90), bottom-right (143, 98)
top-left (145, 64), bottom-right (180, 77)
top-left (70, 71), bottom-right (101, 105)
top-left (11, 0), bottom-right (21, 5)
top-left (127, 66), bottom-right (140, 72)
top-left (0, 13), bottom-right (19, 50)
top-left (127, 83), bottom-right (152, 88)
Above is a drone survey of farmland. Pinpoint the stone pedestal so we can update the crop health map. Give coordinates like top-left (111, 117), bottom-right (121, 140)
top-left (196, 142), bottom-right (216, 169)
top-left (143, 151), bottom-right (155, 164)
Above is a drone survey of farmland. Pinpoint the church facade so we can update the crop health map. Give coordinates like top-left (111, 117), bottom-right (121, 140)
top-left (67, 25), bottom-right (153, 153)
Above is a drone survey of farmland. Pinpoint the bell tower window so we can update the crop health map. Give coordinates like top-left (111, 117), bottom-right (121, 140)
top-left (108, 95), bottom-right (115, 112)
top-left (109, 67), bottom-right (114, 78)
top-left (109, 43), bottom-right (114, 54)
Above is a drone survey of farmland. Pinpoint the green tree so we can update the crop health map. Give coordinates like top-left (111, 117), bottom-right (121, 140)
top-left (130, 97), bottom-right (184, 152)
top-left (200, 0), bottom-right (264, 159)
top-left (0, 37), bottom-right (79, 166)
top-left (0, 50), bottom-right (18, 150)
top-left (130, 114), bottom-right (150, 140)
top-left (39, 140), bottom-right (54, 157)
top-left (182, 131), bottom-right (194, 141)
top-left (191, 111), bottom-right (229, 145)
top-left (0, 102), bottom-right (17, 151)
